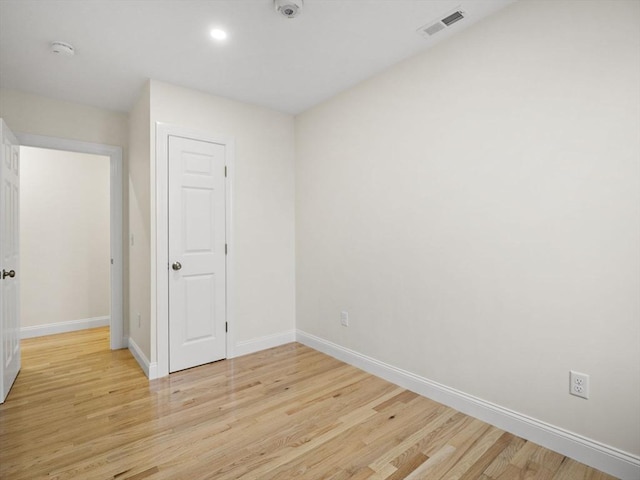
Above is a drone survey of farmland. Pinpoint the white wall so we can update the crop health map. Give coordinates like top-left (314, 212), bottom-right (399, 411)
top-left (296, 0), bottom-right (640, 458)
top-left (0, 89), bottom-right (129, 146)
top-left (0, 88), bottom-right (130, 336)
top-left (128, 82), bottom-right (151, 359)
top-left (20, 146), bottom-right (110, 328)
top-left (150, 80), bottom-right (296, 355)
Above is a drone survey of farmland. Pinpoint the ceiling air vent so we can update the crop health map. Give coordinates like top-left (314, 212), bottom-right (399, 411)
top-left (423, 23), bottom-right (445, 36)
top-left (441, 11), bottom-right (465, 26)
top-left (417, 9), bottom-right (466, 38)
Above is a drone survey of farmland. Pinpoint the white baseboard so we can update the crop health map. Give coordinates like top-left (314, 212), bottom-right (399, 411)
top-left (296, 330), bottom-right (640, 480)
top-left (128, 337), bottom-right (157, 379)
top-left (21, 316), bottom-right (110, 339)
top-left (232, 330), bottom-right (296, 358)
top-left (148, 360), bottom-right (158, 379)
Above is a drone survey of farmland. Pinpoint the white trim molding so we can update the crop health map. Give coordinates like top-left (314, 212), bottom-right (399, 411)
top-left (232, 330), bottom-right (296, 358)
top-left (21, 316), bottom-right (110, 339)
top-left (128, 337), bottom-right (157, 379)
top-left (15, 133), bottom-right (125, 350)
top-left (296, 330), bottom-right (640, 480)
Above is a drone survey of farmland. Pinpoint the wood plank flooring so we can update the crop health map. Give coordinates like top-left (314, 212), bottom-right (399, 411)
top-left (0, 328), bottom-right (617, 479)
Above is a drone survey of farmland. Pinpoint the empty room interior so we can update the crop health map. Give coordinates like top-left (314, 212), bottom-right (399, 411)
top-left (0, 0), bottom-right (638, 479)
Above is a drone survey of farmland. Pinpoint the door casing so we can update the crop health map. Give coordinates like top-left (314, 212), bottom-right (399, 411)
top-left (16, 133), bottom-right (125, 350)
top-left (155, 123), bottom-right (235, 379)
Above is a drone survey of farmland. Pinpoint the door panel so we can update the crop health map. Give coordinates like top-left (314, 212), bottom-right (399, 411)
top-left (184, 274), bottom-right (216, 340)
top-left (169, 135), bottom-right (226, 373)
top-left (1, 119), bottom-right (20, 403)
top-left (183, 187), bottom-right (215, 252)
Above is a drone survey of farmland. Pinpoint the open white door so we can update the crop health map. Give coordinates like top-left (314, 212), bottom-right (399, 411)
top-left (168, 135), bottom-right (226, 373)
top-left (0, 119), bottom-right (20, 403)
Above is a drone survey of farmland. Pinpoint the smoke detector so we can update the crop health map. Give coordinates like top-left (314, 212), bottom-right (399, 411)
top-left (50, 41), bottom-right (75, 56)
top-left (274, 0), bottom-right (303, 19)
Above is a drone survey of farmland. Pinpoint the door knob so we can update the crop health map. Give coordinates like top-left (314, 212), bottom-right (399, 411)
top-left (172, 262), bottom-right (182, 271)
top-left (2, 269), bottom-right (15, 279)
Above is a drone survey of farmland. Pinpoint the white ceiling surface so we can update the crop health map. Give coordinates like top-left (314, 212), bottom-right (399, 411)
top-left (0, 0), bottom-right (515, 115)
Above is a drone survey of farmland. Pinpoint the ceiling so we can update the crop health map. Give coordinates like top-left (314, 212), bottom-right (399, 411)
top-left (0, 0), bottom-right (515, 115)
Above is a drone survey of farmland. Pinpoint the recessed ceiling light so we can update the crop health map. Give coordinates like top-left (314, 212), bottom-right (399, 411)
top-left (210, 29), bottom-right (228, 41)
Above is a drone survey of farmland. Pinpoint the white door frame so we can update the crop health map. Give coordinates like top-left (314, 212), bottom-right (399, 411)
top-left (155, 123), bottom-right (234, 379)
top-left (15, 133), bottom-right (125, 350)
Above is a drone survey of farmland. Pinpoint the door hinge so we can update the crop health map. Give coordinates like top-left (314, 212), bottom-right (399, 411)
top-left (224, 166), bottom-right (227, 177)
top-left (225, 244), bottom-right (228, 255)
top-left (225, 322), bottom-right (228, 333)
top-left (111, 258), bottom-right (114, 265)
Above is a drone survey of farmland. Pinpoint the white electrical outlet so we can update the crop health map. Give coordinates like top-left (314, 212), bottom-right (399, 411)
top-left (340, 310), bottom-right (349, 327)
top-left (570, 370), bottom-right (589, 399)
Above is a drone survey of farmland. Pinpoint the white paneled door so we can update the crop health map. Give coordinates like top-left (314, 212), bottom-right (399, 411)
top-left (0, 119), bottom-right (20, 403)
top-left (168, 135), bottom-right (226, 373)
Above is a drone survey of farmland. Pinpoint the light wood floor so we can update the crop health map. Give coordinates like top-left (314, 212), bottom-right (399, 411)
top-left (0, 328), bottom-right (616, 480)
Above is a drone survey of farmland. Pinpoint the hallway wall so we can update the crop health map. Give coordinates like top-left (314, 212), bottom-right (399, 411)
top-left (20, 146), bottom-right (110, 334)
